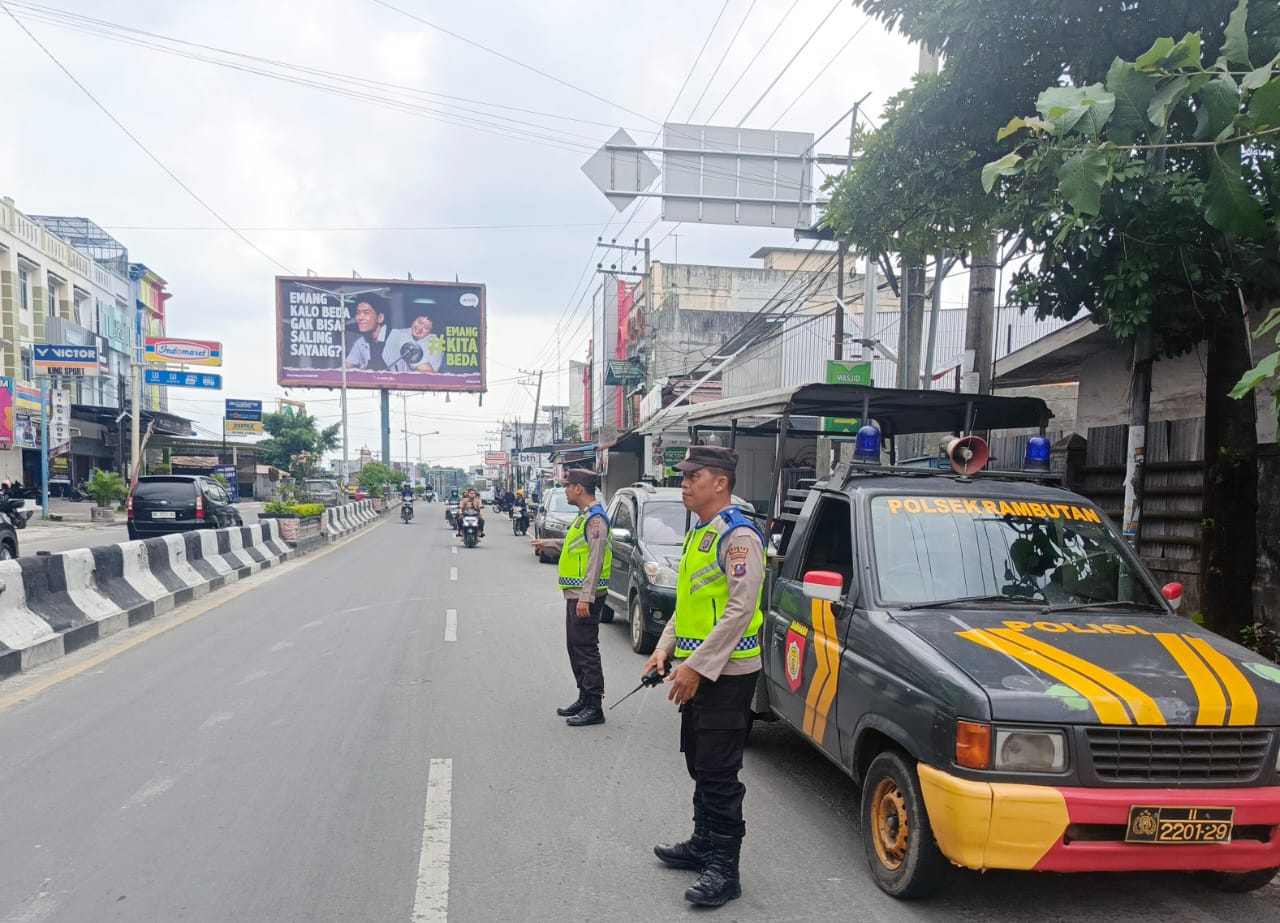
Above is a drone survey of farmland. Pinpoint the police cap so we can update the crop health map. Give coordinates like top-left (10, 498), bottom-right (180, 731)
top-left (674, 445), bottom-right (739, 473)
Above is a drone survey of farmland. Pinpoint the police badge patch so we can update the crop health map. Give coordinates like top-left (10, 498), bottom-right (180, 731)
top-left (698, 532), bottom-right (715, 553)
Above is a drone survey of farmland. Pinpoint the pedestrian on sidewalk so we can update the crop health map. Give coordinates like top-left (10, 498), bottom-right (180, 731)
top-left (642, 445), bottom-right (764, 908)
top-left (532, 468), bottom-right (612, 727)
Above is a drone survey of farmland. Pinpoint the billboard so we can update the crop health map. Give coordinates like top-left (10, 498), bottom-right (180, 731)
top-left (275, 277), bottom-right (486, 393)
top-left (225, 419), bottom-right (265, 437)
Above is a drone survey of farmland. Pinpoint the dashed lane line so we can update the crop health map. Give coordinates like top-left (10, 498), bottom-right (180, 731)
top-left (413, 757), bottom-right (452, 923)
top-left (445, 609), bottom-right (457, 642)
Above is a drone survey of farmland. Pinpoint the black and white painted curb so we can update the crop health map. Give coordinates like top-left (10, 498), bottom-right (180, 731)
top-left (322, 499), bottom-right (381, 539)
top-left (0, 505), bottom-right (381, 682)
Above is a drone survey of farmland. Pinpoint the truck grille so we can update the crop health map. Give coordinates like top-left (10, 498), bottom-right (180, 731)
top-left (1086, 727), bottom-right (1273, 783)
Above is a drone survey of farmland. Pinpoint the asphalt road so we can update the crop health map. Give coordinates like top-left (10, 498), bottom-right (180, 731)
top-left (1, 507), bottom-right (1278, 921)
top-left (16, 502), bottom-right (266, 558)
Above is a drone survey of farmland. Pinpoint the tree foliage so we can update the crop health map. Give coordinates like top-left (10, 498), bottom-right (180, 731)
top-left (257, 410), bottom-right (340, 476)
top-left (358, 461), bottom-right (397, 494)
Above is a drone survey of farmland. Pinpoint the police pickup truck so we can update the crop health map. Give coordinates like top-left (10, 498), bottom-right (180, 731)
top-left (749, 423), bottom-right (1280, 900)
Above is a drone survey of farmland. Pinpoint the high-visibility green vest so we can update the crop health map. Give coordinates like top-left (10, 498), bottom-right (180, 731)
top-left (558, 503), bottom-right (612, 592)
top-left (674, 508), bottom-right (764, 659)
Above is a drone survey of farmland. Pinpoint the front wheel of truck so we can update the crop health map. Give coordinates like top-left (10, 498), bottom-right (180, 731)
top-left (860, 750), bottom-right (947, 900)
top-left (1198, 868), bottom-right (1279, 893)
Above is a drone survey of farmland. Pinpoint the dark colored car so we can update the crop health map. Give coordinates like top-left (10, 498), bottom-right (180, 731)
top-left (302, 478), bottom-right (345, 507)
top-left (604, 485), bottom-right (755, 654)
top-left (127, 475), bottom-right (243, 540)
top-left (532, 487), bottom-right (603, 562)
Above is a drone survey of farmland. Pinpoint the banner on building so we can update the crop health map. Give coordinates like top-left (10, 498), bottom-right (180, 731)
top-left (145, 338), bottom-right (223, 366)
top-left (0, 377), bottom-right (12, 449)
top-left (50, 389), bottom-right (71, 457)
top-left (275, 277), bottom-right (486, 393)
top-left (15, 384), bottom-right (40, 449)
top-left (484, 451), bottom-right (509, 467)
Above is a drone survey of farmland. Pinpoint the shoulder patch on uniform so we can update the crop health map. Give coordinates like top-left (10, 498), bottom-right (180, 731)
top-left (727, 544), bottom-right (750, 562)
top-left (698, 532), bottom-right (715, 553)
top-left (731, 562), bottom-right (747, 578)
top-left (590, 522), bottom-right (602, 539)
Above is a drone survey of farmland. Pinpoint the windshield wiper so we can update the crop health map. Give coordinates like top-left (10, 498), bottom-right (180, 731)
top-left (902, 593), bottom-right (1045, 611)
top-left (1039, 600), bottom-right (1165, 615)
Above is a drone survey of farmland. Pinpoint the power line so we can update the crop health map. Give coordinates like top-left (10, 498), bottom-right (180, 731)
top-left (737, 0), bottom-right (843, 127)
top-left (769, 17), bottom-right (874, 129)
top-left (705, 0), bottom-right (800, 124)
top-left (661, 0), bottom-right (732, 125)
top-left (368, 0), bottom-right (661, 127)
top-left (685, 0), bottom-right (758, 122)
top-left (101, 221), bottom-right (606, 232)
top-left (0, 3), bottom-right (294, 274)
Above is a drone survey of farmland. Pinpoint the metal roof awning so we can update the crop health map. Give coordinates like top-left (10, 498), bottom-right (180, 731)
top-left (684, 383), bottom-right (1052, 438)
top-left (605, 359), bottom-right (646, 386)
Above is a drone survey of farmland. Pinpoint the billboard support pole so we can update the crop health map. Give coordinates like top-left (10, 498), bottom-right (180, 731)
top-left (380, 389), bottom-right (391, 465)
top-left (339, 292), bottom-right (349, 487)
top-left (40, 376), bottom-right (49, 520)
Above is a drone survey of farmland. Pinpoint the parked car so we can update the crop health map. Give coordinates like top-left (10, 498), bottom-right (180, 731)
top-left (302, 478), bottom-right (345, 507)
top-left (531, 487), bottom-right (603, 562)
top-left (603, 484), bottom-right (755, 653)
top-left (127, 475), bottom-right (243, 540)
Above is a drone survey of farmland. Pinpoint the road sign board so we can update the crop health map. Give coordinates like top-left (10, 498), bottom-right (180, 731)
top-left (33, 344), bottom-right (100, 377)
top-left (225, 399), bottom-right (263, 421)
top-left (825, 360), bottom-right (873, 386)
top-left (214, 464), bottom-right (240, 501)
top-left (581, 129), bottom-right (660, 212)
top-left (145, 337), bottom-right (223, 366)
top-left (224, 419), bottom-right (264, 436)
top-left (145, 369), bottom-right (222, 389)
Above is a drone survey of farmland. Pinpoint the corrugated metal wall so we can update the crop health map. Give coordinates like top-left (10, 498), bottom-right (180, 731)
top-left (723, 307), bottom-right (1072, 397)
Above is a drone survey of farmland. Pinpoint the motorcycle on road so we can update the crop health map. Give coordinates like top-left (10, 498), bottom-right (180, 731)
top-left (460, 512), bottom-right (481, 548)
top-left (511, 502), bottom-right (529, 536)
top-left (401, 499), bottom-right (414, 523)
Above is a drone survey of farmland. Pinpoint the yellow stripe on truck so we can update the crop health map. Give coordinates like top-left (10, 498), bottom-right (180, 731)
top-left (957, 629), bottom-right (1132, 725)
top-left (988, 628), bottom-right (1165, 726)
top-left (1186, 635), bottom-right (1259, 726)
top-left (1154, 633), bottom-right (1227, 725)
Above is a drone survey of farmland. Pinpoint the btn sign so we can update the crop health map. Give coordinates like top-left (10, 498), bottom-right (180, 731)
top-left (224, 419), bottom-right (264, 437)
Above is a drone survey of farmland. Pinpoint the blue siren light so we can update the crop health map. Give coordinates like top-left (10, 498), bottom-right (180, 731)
top-left (854, 425), bottom-right (882, 463)
top-left (1024, 435), bottom-right (1051, 472)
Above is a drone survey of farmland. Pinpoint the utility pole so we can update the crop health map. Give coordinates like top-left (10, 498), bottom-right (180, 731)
top-left (1122, 327), bottom-right (1154, 551)
top-left (130, 358), bottom-right (142, 479)
top-left (834, 97), bottom-right (866, 362)
top-left (896, 46), bottom-right (939, 392)
top-left (963, 236), bottom-right (1000, 394)
top-left (523, 369), bottom-right (544, 463)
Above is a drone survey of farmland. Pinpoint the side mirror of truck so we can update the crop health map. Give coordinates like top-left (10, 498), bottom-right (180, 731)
top-left (1162, 582), bottom-right (1183, 610)
top-left (612, 527), bottom-right (632, 544)
top-left (802, 571), bottom-right (844, 601)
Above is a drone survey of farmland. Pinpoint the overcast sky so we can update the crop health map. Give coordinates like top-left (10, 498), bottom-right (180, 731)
top-left (0, 0), bottom-right (918, 469)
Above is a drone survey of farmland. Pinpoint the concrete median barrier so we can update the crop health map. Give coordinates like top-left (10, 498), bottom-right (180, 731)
top-left (0, 518), bottom-right (354, 684)
top-left (322, 499), bottom-right (383, 541)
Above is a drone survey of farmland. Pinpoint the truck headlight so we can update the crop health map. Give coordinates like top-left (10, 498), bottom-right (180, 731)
top-left (644, 562), bottom-right (678, 588)
top-left (993, 728), bottom-right (1067, 773)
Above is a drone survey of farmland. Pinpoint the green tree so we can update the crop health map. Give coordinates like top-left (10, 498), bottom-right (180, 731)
top-left (985, 2), bottom-right (1280, 638)
top-left (358, 461), bottom-right (397, 495)
top-left (257, 411), bottom-right (340, 475)
top-left (88, 470), bottom-right (127, 508)
top-left (561, 421), bottom-right (582, 443)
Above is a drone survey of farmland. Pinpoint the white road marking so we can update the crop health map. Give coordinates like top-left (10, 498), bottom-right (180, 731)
top-left (413, 758), bottom-right (453, 923)
top-left (449, 566), bottom-right (457, 582)
top-left (235, 669), bottom-right (272, 687)
top-left (200, 711), bottom-right (233, 730)
top-left (1, 880), bottom-right (56, 923)
top-left (122, 775), bottom-right (174, 810)
top-left (271, 640), bottom-right (294, 652)
top-left (301, 620), bottom-right (324, 630)
top-left (451, 545), bottom-right (457, 555)
top-left (445, 609), bottom-right (457, 642)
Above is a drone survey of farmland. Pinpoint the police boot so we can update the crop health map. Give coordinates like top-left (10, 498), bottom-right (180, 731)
top-left (653, 812), bottom-right (713, 871)
top-left (684, 833), bottom-right (742, 907)
top-left (566, 698), bottom-right (605, 727)
top-left (556, 694), bottom-right (587, 717)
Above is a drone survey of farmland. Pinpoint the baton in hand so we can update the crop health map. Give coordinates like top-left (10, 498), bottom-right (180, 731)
top-left (608, 666), bottom-right (667, 710)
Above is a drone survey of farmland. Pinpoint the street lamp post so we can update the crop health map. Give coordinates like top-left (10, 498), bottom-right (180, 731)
top-left (405, 429), bottom-right (439, 485)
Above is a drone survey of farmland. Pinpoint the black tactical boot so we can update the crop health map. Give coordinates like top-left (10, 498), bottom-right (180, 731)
top-left (684, 834), bottom-right (742, 907)
top-left (556, 695), bottom-right (587, 717)
top-left (654, 812), bottom-right (714, 871)
top-left (566, 701), bottom-right (605, 726)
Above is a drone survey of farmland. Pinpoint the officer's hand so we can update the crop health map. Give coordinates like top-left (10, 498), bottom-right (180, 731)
top-left (668, 664), bottom-right (702, 706)
top-left (575, 600), bottom-right (591, 618)
top-left (531, 539), bottom-right (544, 553)
top-left (642, 649), bottom-right (669, 680)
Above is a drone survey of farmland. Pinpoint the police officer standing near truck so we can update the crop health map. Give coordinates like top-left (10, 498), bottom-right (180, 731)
top-left (643, 445), bottom-right (764, 908)
top-left (533, 468), bottom-right (612, 727)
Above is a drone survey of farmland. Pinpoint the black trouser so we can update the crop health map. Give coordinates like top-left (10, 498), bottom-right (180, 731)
top-left (565, 596), bottom-right (605, 701)
top-left (679, 670), bottom-right (757, 839)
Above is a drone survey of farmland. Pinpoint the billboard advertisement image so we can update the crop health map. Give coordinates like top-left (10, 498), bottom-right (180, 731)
top-left (276, 277), bottom-right (486, 393)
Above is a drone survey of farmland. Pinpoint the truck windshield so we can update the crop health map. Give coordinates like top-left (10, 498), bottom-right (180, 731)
top-left (869, 495), bottom-right (1161, 608)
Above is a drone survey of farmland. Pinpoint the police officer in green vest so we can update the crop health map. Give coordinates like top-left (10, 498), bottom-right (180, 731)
top-left (533, 468), bottom-right (612, 727)
top-left (643, 445), bottom-right (764, 908)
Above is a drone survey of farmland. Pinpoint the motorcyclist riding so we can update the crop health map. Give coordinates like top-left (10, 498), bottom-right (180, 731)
top-left (456, 488), bottom-right (485, 538)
